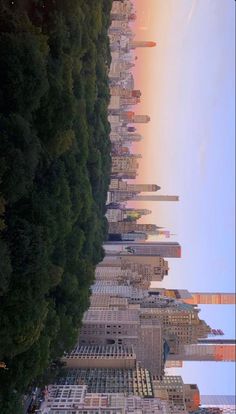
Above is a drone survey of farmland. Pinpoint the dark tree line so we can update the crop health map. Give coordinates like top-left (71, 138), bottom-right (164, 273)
top-left (0, 0), bottom-right (112, 411)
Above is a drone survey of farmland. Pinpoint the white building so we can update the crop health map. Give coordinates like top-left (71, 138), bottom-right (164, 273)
top-left (38, 384), bottom-right (174, 413)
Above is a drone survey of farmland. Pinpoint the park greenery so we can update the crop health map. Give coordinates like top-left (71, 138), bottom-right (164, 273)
top-left (0, 0), bottom-right (112, 411)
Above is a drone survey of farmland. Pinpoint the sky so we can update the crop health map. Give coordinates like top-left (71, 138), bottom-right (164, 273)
top-left (129, 0), bottom-right (235, 396)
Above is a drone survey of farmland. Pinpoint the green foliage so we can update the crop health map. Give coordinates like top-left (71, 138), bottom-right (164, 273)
top-left (0, 194), bottom-right (6, 230)
top-left (0, 391), bottom-right (24, 414)
top-left (0, 237), bottom-right (12, 295)
top-left (0, 32), bottom-right (48, 117)
top-left (0, 114), bottom-right (41, 203)
top-left (0, 0), bottom-right (112, 411)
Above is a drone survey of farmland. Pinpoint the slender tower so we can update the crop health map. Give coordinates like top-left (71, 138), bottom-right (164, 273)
top-left (103, 241), bottom-right (181, 258)
top-left (183, 292), bottom-right (236, 305)
top-left (130, 40), bottom-right (157, 49)
top-left (150, 289), bottom-right (236, 305)
top-left (168, 343), bottom-right (236, 362)
top-left (133, 195), bottom-right (179, 201)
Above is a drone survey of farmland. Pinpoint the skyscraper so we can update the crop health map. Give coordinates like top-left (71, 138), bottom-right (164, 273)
top-left (130, 40), bottom-right (157, 48)
top-left (79, 308), bottom-right (164, 376)
top-left (133, 194), bottom-right (179, 201)
top-left (80, 289), bottom-right (211, 359)
top-left (91, 283), bottom-right (147, 299)
top-left (119, 255), bottom-right (169, 282)
top-left (59, 363), bottom-right (154, 397)
top-left (103, 241), bottom-right (182, 258)
top-left (123, 208), bottom-right (152, 216)
top-left (96, 257), bottom-right (169, 286)
top-left (149, 289), bottom-right (236, 306)
top-left (183, 292), bottom-right (236, 305)
top-left (108, 222), bottom-right (158, 234)
top-left (168, 343), bottom-right (236, 362)
top-left (111, 156), bottom-right (139, 175)
top-left (153, 377), bottom-right (200, 413)
top-left (108, 232), bottom-right (148, 242)
top-left (109, 178), bottom-right (160, 192)
top-left (110, 86), bottom-right (142, 98)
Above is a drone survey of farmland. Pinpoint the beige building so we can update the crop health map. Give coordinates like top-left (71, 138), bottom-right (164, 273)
top-left (108, 95), bottom-right (121, 111)
top-left (108, 221), bottom-right (157, 234)
top-left (95, 265), bottom-right (152, 289)
top-left (110, 86), bottom-right (141, 98)
top-left (139, 305), bottom-right (210, 354)
top-left (79, 308), bottom-right (164, 376)
top-left (96, 257), bottom-right (169, 287)
top-left (84, 289), bottom-right (210, 356)
top-left (109, 61), bottom-right (134, 80)
top-left (109, 19), bottom-right (129, 33)
top-left (109, 178), bottom-right (159, 192)
top-left (111, 156), bottom-right (139, 175)
top-left (120, 255), bottom-right (169, 282)
top-left (89, 294), bottom-right (129, 310)
top-left (111, 0), bottom-right (133, 17)
top-left (106, 208), bottom-right (124, 223)
top-left (152, 376), bottom-right (200, 413)
top-left (62, 345), bottom-right (136, 369)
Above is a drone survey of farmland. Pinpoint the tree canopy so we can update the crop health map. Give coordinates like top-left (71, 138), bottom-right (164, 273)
top-left (0, 0), bottom-right (112, 411)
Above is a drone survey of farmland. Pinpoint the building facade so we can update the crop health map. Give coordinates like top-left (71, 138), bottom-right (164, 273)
top-left (62, 345), bottom-right (136, 369)
top-left (108, 222), bottom-right (158, 234)
top-left (59, 363), bottom-right (153, 398)
top-left (133, 194), bottom-right (179, 201)
top-left (79, 308), bottom-right (164, 376)
top-left (168, 343), bottom-right (236, 362)
top-left (39, 384), bottom-right (174, 414)
top-left (183, 293), bottom-right (236, 305)
top-left (103, 242), bottom-right (182, 258)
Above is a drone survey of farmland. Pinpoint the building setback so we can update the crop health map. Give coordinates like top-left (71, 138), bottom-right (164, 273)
top-left (62, 345), bottom-right (136, 369)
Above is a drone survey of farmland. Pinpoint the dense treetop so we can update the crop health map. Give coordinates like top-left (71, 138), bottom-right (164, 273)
top-left (0, 0), bottom-right (112, 411)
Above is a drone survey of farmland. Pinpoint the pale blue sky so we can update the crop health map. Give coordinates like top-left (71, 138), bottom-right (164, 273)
top-left (129, 0), bottom-right (235, 395)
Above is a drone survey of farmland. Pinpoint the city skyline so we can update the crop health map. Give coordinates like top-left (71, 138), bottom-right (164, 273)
top-left (128, 0), bottom-right (235, 395)
top-left (42, 0), bottom-right (235, 410)
top-left (1, 1), bottom-right (234, 412)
